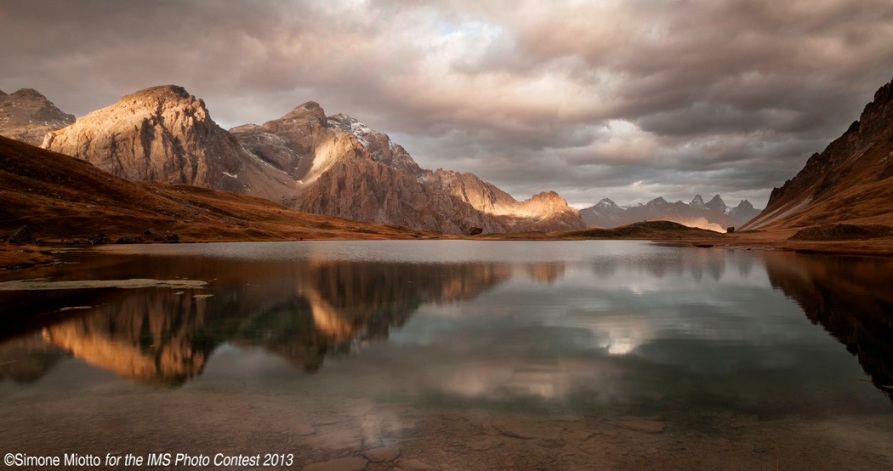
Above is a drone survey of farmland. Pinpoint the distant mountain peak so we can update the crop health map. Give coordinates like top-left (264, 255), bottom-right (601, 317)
top-left (596, 198), bottom-right (619, 209)
top-left (690, 194), bottom-right (706, 208)
top-left (581, 193), bottom-right (760, 229)
top-left (0, 87), bottom-right (75, 146)
top-left (705, 194), bottom-right (727, 212)
top-left (11, 88), bottom-right (48, 99)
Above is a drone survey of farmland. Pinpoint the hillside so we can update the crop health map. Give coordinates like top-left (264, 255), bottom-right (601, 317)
top-left (742, 77), bottom-right (893, 231)
top-left (0, 136), bottom-right (429, 246)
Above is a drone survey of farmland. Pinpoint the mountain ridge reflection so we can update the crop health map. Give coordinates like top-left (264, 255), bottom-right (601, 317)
top-left (0, 242), bottom-right (890, 408)
top-left (1, 258), bottom-right (527, 385)
top-left (763, 252), bottom-right (893, 403)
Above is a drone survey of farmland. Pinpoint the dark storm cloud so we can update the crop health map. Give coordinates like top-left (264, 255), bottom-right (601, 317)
top-left (2, 0), bottom-right (893, 208)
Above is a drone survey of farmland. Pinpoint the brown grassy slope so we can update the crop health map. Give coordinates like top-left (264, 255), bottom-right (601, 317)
top-left (0, 136), bottom-right (431, 245)
top-left (743, 78), bottom-right (893, 231)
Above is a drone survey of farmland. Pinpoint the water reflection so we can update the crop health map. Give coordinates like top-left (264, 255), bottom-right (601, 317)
top-left (0, 258), bottom-right (512, 385)
top-left (0, 241), bottom-right (890, 408)
top-left (763, 252), bottom-right (893, 403)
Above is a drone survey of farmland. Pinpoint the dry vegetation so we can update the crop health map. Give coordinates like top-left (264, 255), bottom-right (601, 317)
top-left (4, 135), bottom-right (893, 270)
top-left (0, 136), bottom-right (442, 268)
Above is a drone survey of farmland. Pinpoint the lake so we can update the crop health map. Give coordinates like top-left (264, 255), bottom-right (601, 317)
top-left (1, 240), bottom-right (891, 470)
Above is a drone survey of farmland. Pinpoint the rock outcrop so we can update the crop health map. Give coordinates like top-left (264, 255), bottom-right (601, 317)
top-left (42, 85), bottom-right (296, 203)
top-left (38, 85), bottom-right (583, 235)
top-left (580, 194), bottom-right (760, 232)
top-left (743, 77), bottom-right (893, 230)
top-left (233, 102), bottom-right (584, 234)
top-left (0, 88), bottom-right (74, 145)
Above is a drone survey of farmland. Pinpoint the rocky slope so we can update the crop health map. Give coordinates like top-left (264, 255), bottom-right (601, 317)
top-left (0, 88), bottom-right (74, 146)
top-left (233, 102), bottom-right (584, 234)
top-left (581, 194), bottom-right (760, 232)
top-left (42, 85), bottom-right (296, 203)
top-left (742, 77), bottom-right (893, 231)
top-left (37, 86), bottom-right (582, 234)
top-left (0, 135), bottom-right (426, 244)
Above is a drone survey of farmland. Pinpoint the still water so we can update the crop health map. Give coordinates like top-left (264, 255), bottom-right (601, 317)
top-left (0, 241), bottom-right (891, 469)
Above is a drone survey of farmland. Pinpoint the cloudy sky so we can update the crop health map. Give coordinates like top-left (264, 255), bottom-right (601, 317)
top-left (3, 0), bottom-right (893, 208)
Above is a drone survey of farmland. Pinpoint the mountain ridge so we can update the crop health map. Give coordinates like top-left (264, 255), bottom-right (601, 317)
top-left (31, 86), bottom-right (583, 235)
top-left (742, 77), bottom-right (893, 231)
top-left (581, 194), bottom-right (759, 232)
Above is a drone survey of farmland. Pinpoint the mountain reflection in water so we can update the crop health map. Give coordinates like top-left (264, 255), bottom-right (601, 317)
top-left (0, 256), bottom-right (528, 384)
top-left (0, 241), bottom-right (890, 408)
top-left (762, 252), bottom-right (893, 403)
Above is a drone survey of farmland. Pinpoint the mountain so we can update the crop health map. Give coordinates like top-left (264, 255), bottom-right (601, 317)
top-left (0, 88), bottom-right (74, 146)
top-left (39, 86), bottom-right (582, 234)
top-left (742, 77), bottom-right (893, 231)
top-left (41, 85), bottom-right (296, 203)
top-left (0, 135), bottom-right (425, 243)
top-left (580, 194), bottom-right (760, 232)
top-left (232, 101), bottom-right (584, 234)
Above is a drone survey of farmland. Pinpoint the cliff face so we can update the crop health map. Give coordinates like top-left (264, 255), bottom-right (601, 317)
top-left (0, 88), bottom-right (74, 146)
top-left (36, 85), bottom-right (582, 234)
top-left (42, 85), bottom-right (296, 203)
top-left (234, 102), bottom-right (584, 234)
top-left (743, 77), bottom-right (893, 230)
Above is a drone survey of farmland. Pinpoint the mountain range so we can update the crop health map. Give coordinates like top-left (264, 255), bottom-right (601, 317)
top-left (4, 76), bottom-right (893, 239)
top-left (26, 85), bottom-right (582, 235)
top-left (580, 194), bottom-right (760, 232)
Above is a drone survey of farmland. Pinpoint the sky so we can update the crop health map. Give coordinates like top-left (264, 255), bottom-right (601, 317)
top-left (2, 0), bottom-right (893, 209)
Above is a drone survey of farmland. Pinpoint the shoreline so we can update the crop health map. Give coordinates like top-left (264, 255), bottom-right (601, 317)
top-left (5, 232), bottom-right (893, 272)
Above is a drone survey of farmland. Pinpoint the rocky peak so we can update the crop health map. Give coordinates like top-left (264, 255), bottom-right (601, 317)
top-left (43, 85), bottom-right (247, 191)
top-left (647, 197), bottom-right (668, 206)
top-left (596, 198), bottom-right (619, 209)
top-left (282, 101), bottom-right (327, 125)
top-left (326, 112), bottom-right (423, 175)
top-left (705, 194), bottom-right (727, 212)
top-left (690, 194), bottom-right (706, 208)
top-left (11, 88), bottom-right (46, 99)
top-left (0, 87), bottom-right (75, 146)
top-left (735, 199), bottom-right (754, 210)
top-left (117, 85), bottom-right (210, 122)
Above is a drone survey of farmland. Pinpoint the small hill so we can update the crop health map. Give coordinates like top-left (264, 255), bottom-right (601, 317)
top-left (562, 220), bottom-right (726, 240)
top-left (0, 136), bottom-right (427, 245)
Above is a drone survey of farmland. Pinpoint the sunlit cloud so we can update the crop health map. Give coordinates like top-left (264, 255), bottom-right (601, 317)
top-left (2, 0), bottom-right (893, 207)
